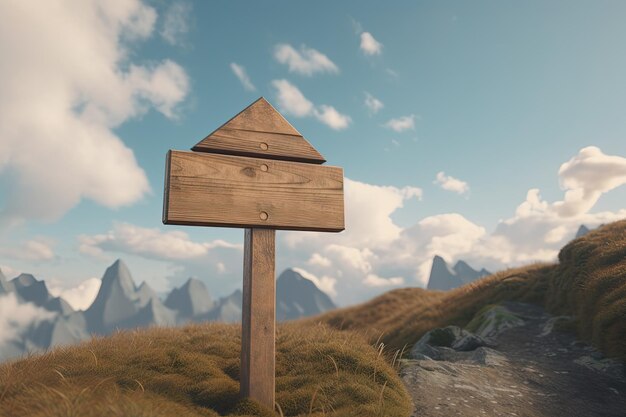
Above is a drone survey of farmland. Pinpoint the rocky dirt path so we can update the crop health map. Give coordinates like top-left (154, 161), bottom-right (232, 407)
top-left (400, 302), bottom-right (626, 417)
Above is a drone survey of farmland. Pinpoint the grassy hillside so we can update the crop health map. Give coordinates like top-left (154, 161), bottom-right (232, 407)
top-left (316, 220), bottom-right (626, 361)
top-left (0, 323), bottom-right (411, 417)
top-left (1, 220), bottom-right (623, 417)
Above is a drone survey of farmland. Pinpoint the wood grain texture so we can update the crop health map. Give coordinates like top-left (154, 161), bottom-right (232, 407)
top-left (163, 150), bottom-right (344, 232)
top-left (240, 228), bottom-right (275, 409)
top-left (192, 97), bottom-right (326, 164)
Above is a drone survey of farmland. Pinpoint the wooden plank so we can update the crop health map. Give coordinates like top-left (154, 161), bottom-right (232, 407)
top-left (192, 97), bottom-right (326, 164)
top-left (163, 150), bottom-right (344, 232)
top-left (193, 127), bottom-right (326, 164)
top-left (240, 228), bottom-right (275, 409)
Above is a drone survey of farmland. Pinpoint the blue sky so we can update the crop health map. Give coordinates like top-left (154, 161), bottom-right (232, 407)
top-left (1, 0), bottom-right (625, 307)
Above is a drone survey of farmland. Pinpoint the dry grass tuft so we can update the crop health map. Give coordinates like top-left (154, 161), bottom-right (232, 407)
top-left (547, 220), bottom-right (626, 360)
top-left (0, 322), bottom-right (411, 417)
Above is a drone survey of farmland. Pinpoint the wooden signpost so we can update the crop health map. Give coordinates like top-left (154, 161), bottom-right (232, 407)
top-left (163, 97), bottom-right (345, 409)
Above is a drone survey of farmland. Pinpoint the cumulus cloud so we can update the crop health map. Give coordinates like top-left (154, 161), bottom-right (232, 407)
top-left (0, 293), bottom-right (56, 354)
top-left (48, 278), bottom-right (101, 311)
top-left (78, 222), bottom-right (245, 296)
top-left (0, 238), bottom-right (55, 262)
top-left (230, 63), bottom-right (256, 91)
top-left (307, 253), bottom-right (332, 268)
top-left (0, 0), bottom-right (189, 224)
top-left (160, 1), bottom-right (191, 45)
top-left (384, 115), bottom-right (415, 132)
top-left (313, 105), bottom-right (352, 130)
top-left (79, 222), bottom-right (242, 261)
top-left (360, 32), bottom-right (383, 55)
top-left (272, 79), bottom-right (314, 117)
top-left (434, 172), bottom-right (470, 195)
top-left (274, 44), bottom-right (339, 76)
top-left (553, 146), bottom-right (626, 217)
top-left (364, 92), bottom-right (384, 114)
top-left (271, 79), bottom-right (351, 130)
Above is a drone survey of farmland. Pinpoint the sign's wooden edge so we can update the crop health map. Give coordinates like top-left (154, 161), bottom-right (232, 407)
top-left (163, 218), bottom-right (345, 233)
top-left (162, 150), bottom-right (172, 225)
top-left (189, 146), bottom-right (326, 165)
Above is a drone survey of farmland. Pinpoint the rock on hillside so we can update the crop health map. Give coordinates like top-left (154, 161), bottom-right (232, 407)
top-left (402, 302), bottom-right (626, 417)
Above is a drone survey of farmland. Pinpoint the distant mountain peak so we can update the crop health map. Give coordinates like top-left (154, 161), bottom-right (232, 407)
top-left (576, 225), bottom-right (590, 238)
top-left (101, 259), bottom-right (136, 293)
top-left (85, 259), bottom-right (140, 333)
top-left (11, 274), bottom-right (52, 307)
top-left (164, 277), bottom-right (213, 319)
top-left (13, 273), bottom-right (38, 287)
top-left (276, 268), bottom-right (336, 321)
top-left (427, 255), bottom-right (490, 291)
top-left (136, 281), bottom-right (157, 307)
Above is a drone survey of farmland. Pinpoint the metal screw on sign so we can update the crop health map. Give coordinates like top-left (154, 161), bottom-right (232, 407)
top-left (163, 97), bottom-right (345, 409)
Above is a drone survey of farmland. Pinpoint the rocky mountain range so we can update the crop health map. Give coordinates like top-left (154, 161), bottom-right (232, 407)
top-left (0, 260), bottom-right (336, 362)
top-left (426, 255), bottom-right (491, 291)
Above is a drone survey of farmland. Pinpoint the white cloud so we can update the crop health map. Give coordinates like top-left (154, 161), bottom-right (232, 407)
top-left (78, 222), bottom-right (245, 296)
top-left (160, 1), bottom-right (191, 45)
top-left (274, 44), bottom-right (339, 76)
top-left (0, 265), bottom-right (19, 280)
top-left (292, 267), bottom-right (337, 297)
top-left (313, 105), bottom-right (351, 130)
top-left (363, 274), bottom-right (404, 287)
top-left (230, 63), bottom-right (256, 92)
top-left (0, 0), bottom-right (189, 224)
top-left (48, 278), bottom-right (101, 311)
top-left (0, 238), bottom-right (55, 262)
top-left (386, 68), bottom-right (399, 78)
top-left (434, 171), bottom-right (470, 195)
top-left (360, 32), bottom-right (383, 55)
top-left (307, 253), bottom-right (332, 268)
top-left (384, 115), bottom-right (415, 132)
top-left (0, 293), bottom-right (56, 354)
top-left (271, 79), bottom-right (351, 130)
top-left (79, 222), bottom-right (242, 261)
top-left (553, 146), bottom-right (626, 217)
top-left (364, 92), bottom-right (384, 114)
top-left (272, 79), bottom-right (314, 117)
top-left (281, 178), bottom-right (422, 304)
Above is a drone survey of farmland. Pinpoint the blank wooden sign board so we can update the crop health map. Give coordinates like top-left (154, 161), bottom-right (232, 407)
top-left (163, 97), bottom-right (345, 409)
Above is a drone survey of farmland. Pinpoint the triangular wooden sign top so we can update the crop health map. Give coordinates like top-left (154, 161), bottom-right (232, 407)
top-left (192, 97), bottom-right (326, 164)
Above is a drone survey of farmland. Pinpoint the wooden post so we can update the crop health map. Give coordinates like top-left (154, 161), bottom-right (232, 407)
top-left (163, 98), bottom-right (344, 408)
top-left (241, 228), bottom-right (276, 409)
